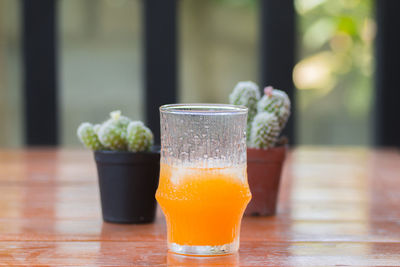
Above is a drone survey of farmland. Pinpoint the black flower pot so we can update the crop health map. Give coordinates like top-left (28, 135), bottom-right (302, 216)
top-left (94, 149), bottom-right (160, 224)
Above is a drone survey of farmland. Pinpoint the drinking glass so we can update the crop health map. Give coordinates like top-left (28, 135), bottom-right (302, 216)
top-left (156, 104), bottom-right (251, 255)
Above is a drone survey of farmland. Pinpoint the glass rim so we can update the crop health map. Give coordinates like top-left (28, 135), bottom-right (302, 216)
top-left (160, 103), bottom-right (248, 115)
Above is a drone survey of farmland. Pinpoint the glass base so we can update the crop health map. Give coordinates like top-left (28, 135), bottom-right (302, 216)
top-left (168, 240), bottom-right (239, 256)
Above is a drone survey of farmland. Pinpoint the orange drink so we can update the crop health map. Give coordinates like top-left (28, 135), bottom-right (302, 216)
top-left (156, 164), bottom-right (251, 249)
top-left (158, 104), bottom-right (249, 255)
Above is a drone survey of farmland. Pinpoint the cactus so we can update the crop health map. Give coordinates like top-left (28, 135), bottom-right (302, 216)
top-left (257, 86), bottom-right (291, 128)
top-left (249, 112), bottom-right (280, 149)
top-left (98, 120), bottom-right (127, 150)
top-left (107, 110), bottom-right (131, 130)
top-left (229, 81), bottom-right (261, 139)
top-left (229, 82), bottom-right (292, 149)
top-left (77, 110), bottom-right (154, 152)
top-left (93, 124), bottom-right (102, 134)
top-left (97, 111), bottom-right (131, 151)
top-left (126, 121), bottom-right (154, 152)
top-left (77, 122), bottom-right (104, 150)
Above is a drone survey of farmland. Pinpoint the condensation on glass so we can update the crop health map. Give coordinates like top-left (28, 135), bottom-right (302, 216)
top-left (160, 104), bottom-right (248, 168)
top-left (156, 104), bottom-right (251, 256)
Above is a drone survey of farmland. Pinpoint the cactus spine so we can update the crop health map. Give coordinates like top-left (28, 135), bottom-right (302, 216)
top-left (249, 112), bottom-right (280, 149)
top-left (77, 110), bottom-right (154, 152)
top-left (97, 111), bottom-right (130, 150)
top-left (127, 121), bottom-right (154, 152)
top-left (77, 122), bottom-right (104, 150)
top-left (230, 82), bottom-right (291, 149)
top-left (229, 81), bottom-right (260, 139)
top-left (257, 86), bottom-right (291, 129)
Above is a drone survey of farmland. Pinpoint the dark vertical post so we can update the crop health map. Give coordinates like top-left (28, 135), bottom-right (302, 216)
top-left (143, 0), bottom-right (177, 144)
top-left (22, 0), bottom-right (58, 146)
top-left (375, 0), bottom-right (400, 147)
top-left (259, 0), bottom-right (296, 144)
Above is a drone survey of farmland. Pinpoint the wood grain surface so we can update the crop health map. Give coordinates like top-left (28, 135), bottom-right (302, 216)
top-left (0, 148), bottom-right (399, 266)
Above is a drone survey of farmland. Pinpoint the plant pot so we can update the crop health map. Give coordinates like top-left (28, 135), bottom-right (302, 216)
top-left (245, 146), bottom-right (287, 216)
top-left (94, 149), bottom-right (160, 224)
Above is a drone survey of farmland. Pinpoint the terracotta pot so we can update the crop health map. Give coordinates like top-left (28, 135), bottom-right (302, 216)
top-left (245, 146), bottom-right (287, 216)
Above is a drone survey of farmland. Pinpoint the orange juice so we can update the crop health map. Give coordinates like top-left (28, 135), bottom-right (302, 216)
top-left (156, 163), bottom-right (251, 250)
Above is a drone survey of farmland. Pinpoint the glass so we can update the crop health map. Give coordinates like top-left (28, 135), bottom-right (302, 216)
top-left (294, 0), bottom-right (374, 145)
top-left (156, 104), bottom-right (251, 255)
top-left (60, 0), bottom-right (143, 146)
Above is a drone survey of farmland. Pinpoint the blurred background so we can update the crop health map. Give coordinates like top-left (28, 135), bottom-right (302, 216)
top-left (0, 0), bottom-right (398, 148)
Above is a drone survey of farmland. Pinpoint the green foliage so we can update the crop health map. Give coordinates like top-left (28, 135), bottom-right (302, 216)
top-left (77, 110), bottom-right (154, 152)
top-left (295, 0), bottom-right (374, 145)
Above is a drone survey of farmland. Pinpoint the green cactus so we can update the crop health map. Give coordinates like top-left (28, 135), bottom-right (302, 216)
top-left (229, 81), bottom-right (260, 139)
top-left (97, 110), bottom-right (131, 151)
top-left (228, 82), bottom-right (292, 149)
top-left (126, 121), bottom-right (154, 152)
top-left (249, 112), bottom-right (280, 149)
top-left (107, 110), bottom-right (131, 130)
top-left (77, 122), bottom-right (104, 150)
top-left (77, 110), bottom-right (154, 152)
top-left (93, 124), bottom-right (101, 134)
top-left (257, 86), bottom-right (291, 128)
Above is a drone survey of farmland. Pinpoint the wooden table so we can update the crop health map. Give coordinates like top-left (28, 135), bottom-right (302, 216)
top-left (0, 148), bottom-right (399, 266)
